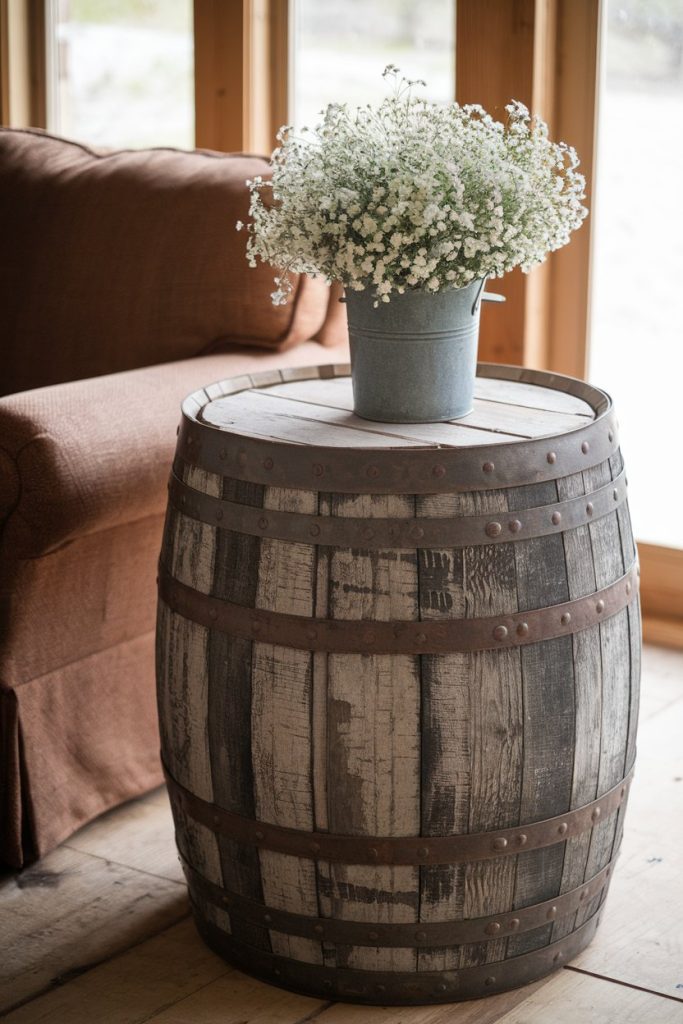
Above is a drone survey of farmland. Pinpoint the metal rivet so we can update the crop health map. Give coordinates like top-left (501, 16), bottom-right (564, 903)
top-left (237, 451), bottom-right (247, 466)
top-left (485, 922), bottom-right (501, 935)
top-left (592, 808), bottom-right (601, 822)
top-left (376, 984), bottom-right (386, 994)
top-left (369, 847), bottom-right (379, 860)
top-left (516, 622), bottom-right (529, 637)
top-left (368, 930), bottom-right (379, 941)
top-left (209, 609), bottom-right (217, 620)
top-left (509, 918), bottom-right (521, 931)
top-left (432, 464), bottom-right (446, 478)
top-left (366, 465), bottom-right (380, 479)
top-left (486, 521), bottom-right (502, 537)
top-left (416, 633), bottom-right (427, 645)
top-left (596, 599), bottom-right (605, 614)
top-left (493, 625), bottom-right (508, 641)
top-left (546, 906), bottom-right (557, 920)
top-left (547, 452), bottom-right (557, 464)
top-left (313, 924), bottom-right (324, 935)
top-left (309, 524), bottom-right (321, 537)
top-left (509, 519), bottom-right (522, 533)
top-left (561, 612), bottom-right (571, 626)
top-left (310, 842), bottom-right (321, 854)
top-left (483, 461), bottom-right (495, 473)
top-left (517, 834), bottom-right (528, 846)
top-left (558, 823), bottom-right (568, 836)
top-left (411, 526), bottom-right (425, 540)
top-left (264, 913), bottom-right (273, 923)
top-left (613, 489), bottom-right (619, 501)
top-left (418, 846), bottom-right (430, 859)
top-left (551, 511), bottom-right (562, 526)
top-left (485, 976), bottom-right (496, 987)
top-left (415, 930), bottom-right (428, 942)
top-left (581, 441), bottom-right (590, 454)
top-left (437, 983), bottom-right (448, 993)
top-left (263, 457), bottom-right (274, 470)
top-left (313, 463), bottom-right (324, 477)
top-left (586, 502), bottom-right (594, 516)
top-left (255, 829), bottom-right (264, 840)
top-left (258, 517), bottom-right (268, 530)
top-left (553, 952), bottom-right (563, 964)
top-left (363, 527), bottom-right (374, 541)
top-left (493, 837), bottom-right (508, 851)
top-left (274, 968), bottom-right (282, 978)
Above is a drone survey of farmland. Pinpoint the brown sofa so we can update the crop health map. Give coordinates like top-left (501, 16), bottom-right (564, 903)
top-left (0, 128), bottom-right (348, 868)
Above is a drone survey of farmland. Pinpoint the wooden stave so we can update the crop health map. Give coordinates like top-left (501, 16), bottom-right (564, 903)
top-left (157, 432), bottom-right (640, 995)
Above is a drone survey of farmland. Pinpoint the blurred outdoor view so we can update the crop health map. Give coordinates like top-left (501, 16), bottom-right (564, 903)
top-left (48, 0), bottom-right (193, 149)
top-left (589, 0), bottom-right (683, 548)
top-left (291, 0), bottom-right (455, 128)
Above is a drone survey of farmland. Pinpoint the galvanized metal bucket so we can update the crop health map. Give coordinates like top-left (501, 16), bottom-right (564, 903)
top-left (345, 279), bottom-right (488, 423)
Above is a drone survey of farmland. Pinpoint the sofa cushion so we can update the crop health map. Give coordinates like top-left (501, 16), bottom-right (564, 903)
top-left (0, 341), bottom-right (349, 562)
top-left (0, 129), bottom-right (332, 396)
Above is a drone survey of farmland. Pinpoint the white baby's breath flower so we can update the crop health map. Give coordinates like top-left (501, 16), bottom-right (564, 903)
top-left (241, 68), bottom-right (587, 304)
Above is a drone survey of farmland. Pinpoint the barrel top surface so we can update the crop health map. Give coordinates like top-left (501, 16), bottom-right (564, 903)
top-left (195, 363), bottom-right (599, 450)
top-left (179, 364), bottom-right (616, 493)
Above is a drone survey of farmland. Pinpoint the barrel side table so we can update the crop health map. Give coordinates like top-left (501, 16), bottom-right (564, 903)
top-left (156, 363), bottom-right (640, 1006)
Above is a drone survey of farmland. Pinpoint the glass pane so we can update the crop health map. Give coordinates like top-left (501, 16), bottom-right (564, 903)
top-left (48, 0), bottom-right (194, 149)
top-left (589, 0), bottom-right (683, 548)
top-left (291, 0), bottom-right (455, 129)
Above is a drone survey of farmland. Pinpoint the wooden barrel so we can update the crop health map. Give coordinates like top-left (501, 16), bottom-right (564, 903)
top-left (156, 363), bottom-right (640, 1005)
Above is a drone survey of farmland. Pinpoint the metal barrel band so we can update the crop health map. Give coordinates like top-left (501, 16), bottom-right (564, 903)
top-left (169, 465), bottom-right (627, 550)
top-left (180, 851), bottom-right (617, 948)
top-left (157, 560), bottom-right (638, 656)
top-left (164, 761), bottom-right (633, 866)
top-left (179, 410), bottom-right (619, 495)
top-left (180, 363), bottom-right (613, 495)
top-left (193, 908), bottom-right (601, 1005)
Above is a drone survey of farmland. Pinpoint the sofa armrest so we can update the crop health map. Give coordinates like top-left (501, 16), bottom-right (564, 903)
top-left (0, 341), bottom-right (348, 560)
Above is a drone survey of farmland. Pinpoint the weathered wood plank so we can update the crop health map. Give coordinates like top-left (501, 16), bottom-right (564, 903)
top-left (207, 476), bottom-right (269, 950)
top-left (326, 493), bottom-right (421, 972)
top-left (576, 457), bottom-right (632, 927)
top-left (550, 471), bottom-right (602, 943)
top-left (457, 490), bottom-right (524, 969)
top-left (0, 846), bottom-right (188, 1015)
top-left (505, 481), bottom-right (574, 958)
top-left (157, 465), bottom-right (224, 928)
top-left (415, 493), bottom-right (468, 973)
top-left (252, 485), bottom-right (322, 964)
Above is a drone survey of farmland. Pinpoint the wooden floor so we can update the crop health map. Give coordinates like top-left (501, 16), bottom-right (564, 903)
top-left (1, 645), bottom-right (682, 1024)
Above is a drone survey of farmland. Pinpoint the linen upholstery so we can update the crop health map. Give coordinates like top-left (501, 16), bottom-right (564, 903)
top-left (0, 128), bottom-right (337, 397)
top-left (0, 344), bottom-right (349, 866)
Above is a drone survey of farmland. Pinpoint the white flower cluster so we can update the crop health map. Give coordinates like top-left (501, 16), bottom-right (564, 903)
top-left (240, 67), bottom-right (588, 305)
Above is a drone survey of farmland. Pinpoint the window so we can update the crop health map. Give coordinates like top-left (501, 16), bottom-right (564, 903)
top-left (291, 0), bottom-right (455, 128)
top-left (589, 0), bottom-right (683, 549)
top-left (47, 0), bottom-right (194, 149)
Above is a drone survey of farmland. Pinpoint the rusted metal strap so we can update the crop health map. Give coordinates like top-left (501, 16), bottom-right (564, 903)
top-left (157, 560), bottom-right (638, 655)
top-left (164, 761), bottom-right (633, 866)
top-left (168, 466), bottom-right (627, 550)
top-left (193, 908), bottom-right (602, 1004)
top-left (178, 411), bottom-right (619, 495)
top-left (181, 851), bottom-right (616, 947)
